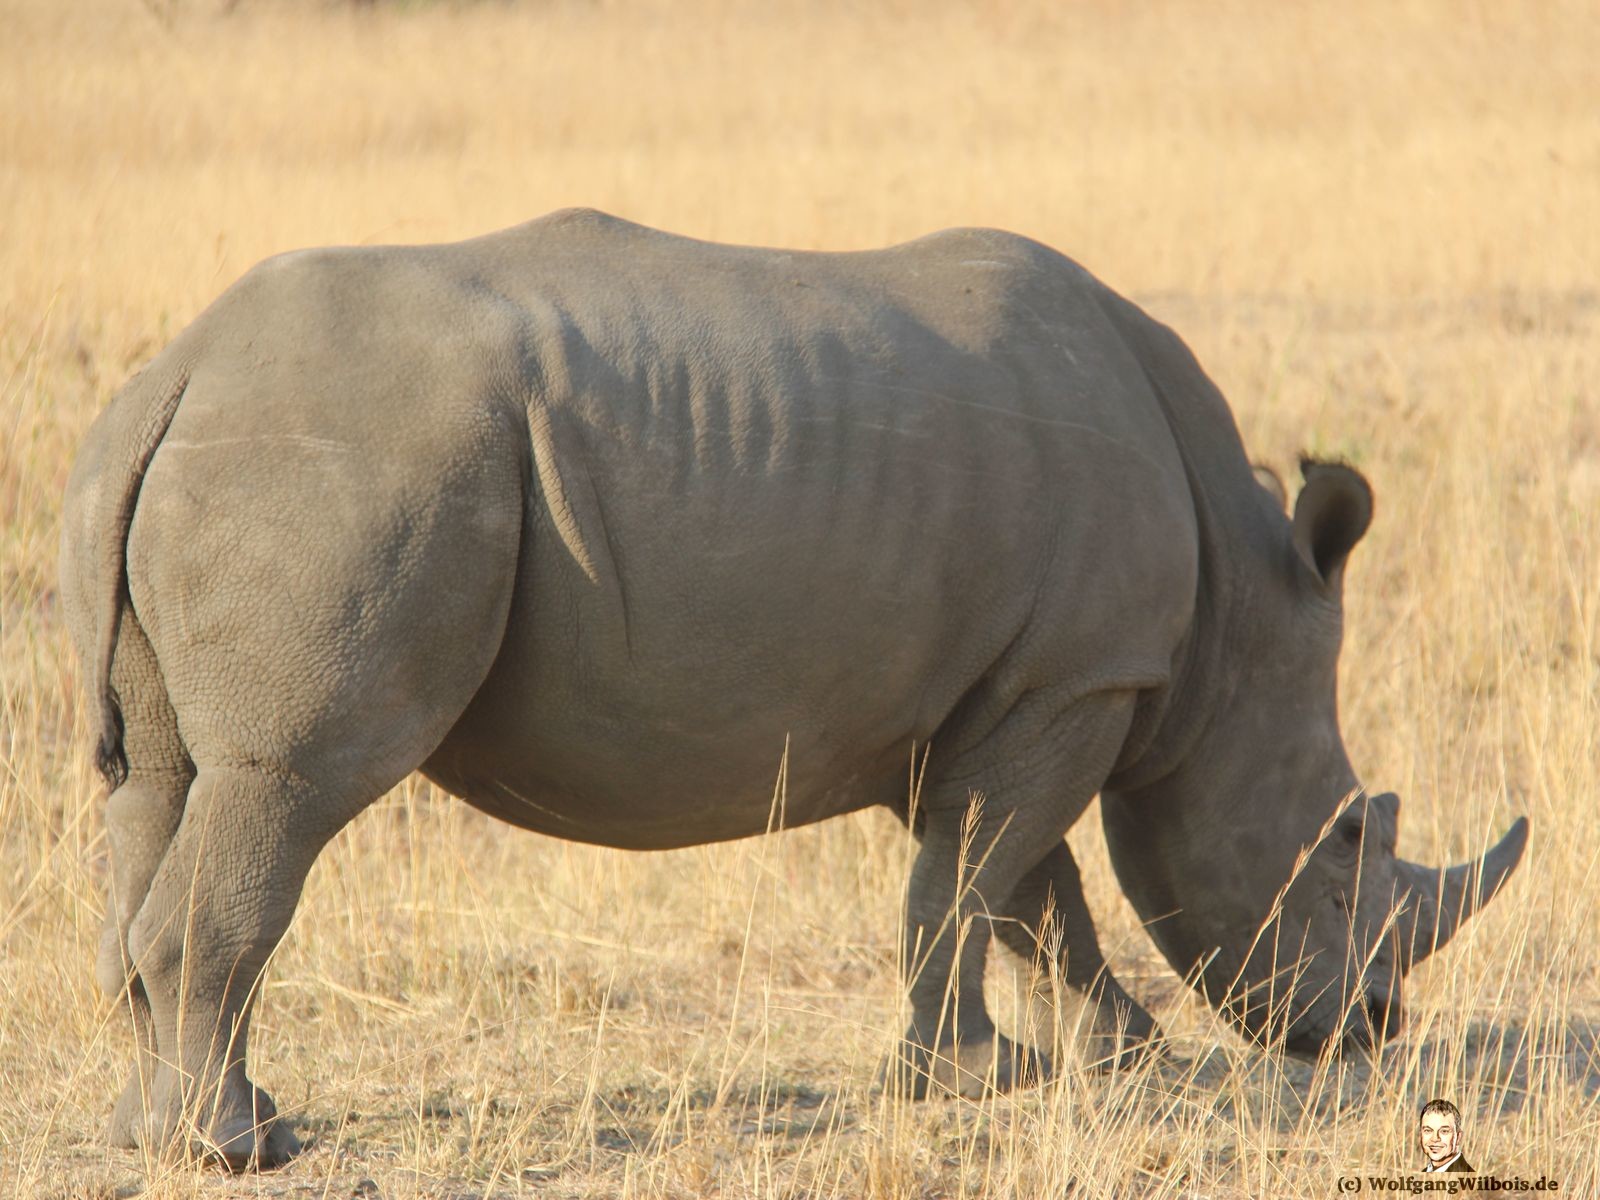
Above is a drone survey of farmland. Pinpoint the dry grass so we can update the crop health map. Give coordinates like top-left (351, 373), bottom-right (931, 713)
top-left (3, 0), bottom-right (1598, 1195)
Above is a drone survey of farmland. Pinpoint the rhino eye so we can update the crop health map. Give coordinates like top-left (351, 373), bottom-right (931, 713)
top-left (1335, 816), bottom-right (1364, 845)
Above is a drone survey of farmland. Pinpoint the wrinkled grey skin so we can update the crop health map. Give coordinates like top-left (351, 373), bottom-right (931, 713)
top-left (60, 210), bottom-right (1527, 1169)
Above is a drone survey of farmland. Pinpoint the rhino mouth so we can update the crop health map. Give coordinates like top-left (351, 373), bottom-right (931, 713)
top-left (1280, 988), bottom-right (1404, 1058)
top-left (1216, 956), bottom-right (1404, 1059)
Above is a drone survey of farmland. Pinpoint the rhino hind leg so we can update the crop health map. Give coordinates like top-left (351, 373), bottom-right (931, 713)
top-left (91, 609), bottom-right (195, 1149)
top-left (991, 841), bottom-right (1162, 1070)
top-left (121, 764), bottom-right (372, 1170)
top-left (98, 777), bottom-right (188, 1152)
top-left (98, 775), bottom-right (190, 1151)
top-left (888, 689), bottom-right (1138, 1098)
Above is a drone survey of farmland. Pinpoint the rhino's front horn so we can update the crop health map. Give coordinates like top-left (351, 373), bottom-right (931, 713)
top-left (1396, 817), bottom-right (1529, 966)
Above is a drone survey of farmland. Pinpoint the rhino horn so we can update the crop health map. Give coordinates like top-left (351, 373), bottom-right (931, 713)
top-left (1396, 817), bottom-right (1529, 965)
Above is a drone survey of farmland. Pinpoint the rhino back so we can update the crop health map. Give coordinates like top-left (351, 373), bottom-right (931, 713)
top-left (415, 212), bottom-right (1201, 845)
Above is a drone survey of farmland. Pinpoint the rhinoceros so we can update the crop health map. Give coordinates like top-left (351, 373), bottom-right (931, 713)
top-left (60, 209), bottom-right (1527, 1169)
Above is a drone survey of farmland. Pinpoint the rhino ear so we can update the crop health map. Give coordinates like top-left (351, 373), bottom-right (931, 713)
top-left (1292, 459), bottom-right (1373, 589)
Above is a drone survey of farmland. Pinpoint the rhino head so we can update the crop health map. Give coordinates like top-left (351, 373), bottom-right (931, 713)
top-left (1102, 460), bottom-right (1528, 1055)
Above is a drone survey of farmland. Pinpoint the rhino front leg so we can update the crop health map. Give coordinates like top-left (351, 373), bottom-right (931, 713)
top-left (992, 841), bottom-right (1161, 1068)
top-left (124, 765), bottom-right (367, 1170)
top-left (889, 689), bottom-right (1138, 1098)
top-left (888, 798), bottom-right (1044, 1098)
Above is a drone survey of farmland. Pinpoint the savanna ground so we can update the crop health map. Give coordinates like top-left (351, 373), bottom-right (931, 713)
top-left (3, 0), bottom-right (1598, 1195)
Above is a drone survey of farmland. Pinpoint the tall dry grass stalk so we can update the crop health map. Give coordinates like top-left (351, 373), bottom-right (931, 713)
top-left (2, 0), bottom-right (1596, 1195)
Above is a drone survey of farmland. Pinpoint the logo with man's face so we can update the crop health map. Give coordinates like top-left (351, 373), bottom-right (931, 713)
top-left (1417, 1099), bottom-right (1469, 1172)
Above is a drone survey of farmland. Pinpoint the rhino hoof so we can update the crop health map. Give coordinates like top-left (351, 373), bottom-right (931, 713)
top-left (1077, 996), bottom-right (1166, 1072)
top-left (199, 1087), bottom-right (302, 1173)
top-left (107, 1072), bottom-right (147, 1150)
top-left (203, 1112), bottom-right (302, 1173)
top-left (882, 1033), bottom-right (1052, 1099)
top-left (1082, 1023), bottom-right (1167, 1072)
top-left (111, 1077), bottom-right (302, 1172)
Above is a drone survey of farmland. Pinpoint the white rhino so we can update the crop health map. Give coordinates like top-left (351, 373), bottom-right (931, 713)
top-left (60, 210), bottom-right (1526, 1169)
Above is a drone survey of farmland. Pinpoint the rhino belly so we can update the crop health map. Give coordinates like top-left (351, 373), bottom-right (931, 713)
top-left (419, 662), bottom-right (914, 849)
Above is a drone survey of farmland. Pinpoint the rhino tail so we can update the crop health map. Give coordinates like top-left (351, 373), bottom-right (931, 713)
top-left (87, 368), bottom-right (191, 790)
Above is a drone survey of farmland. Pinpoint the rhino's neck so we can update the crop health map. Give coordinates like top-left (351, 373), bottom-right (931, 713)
top-left (1096, 293), bottom-right (1283, 797)
top-left (1099, 471), bottom-right (1278, 943)
top-left (1111, 479), bottom-right (1285, 792)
